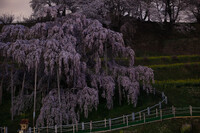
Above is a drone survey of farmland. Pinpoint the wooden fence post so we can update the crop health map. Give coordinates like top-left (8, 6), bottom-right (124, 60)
top-left (143, 113), bottom-right (146, 123)
top-left (159, 102), bottom-right (162, 109)
top-left (160, 109), bottom-right (162, 121)
top-left (123, 115), bottom-right (125, 124)
top-left (104, 118), bottom-right (107, 127)
top-left (132, 112), bottom-right (135, 121)
top-left (172, 106), bottom-right (175, 117)
top-left (156, 108), bottom-right (158, 117)
top-left (73, 125), bottom-right (75, 133)
top-left (29, 127), bottom-right (31, 133)
top-left (147, 107), bottom-right (150, 115)
top-left (33, 127), bottom-right (35, 133)
top-left (165, 96), bottom-right (168, 104)
top-left (139, 112), bottom-right (141, 120)
top-left (90, 121), bottom-right (92, 132)
top-left (82, 122), bottom-right (84, 130)
top-left (162, 92), bottom-right (165, 99)
top-left (126, 116), bottom-right (128, 126)
top-left (190, 105), bottom-right (192, 116)
top-left (109, 119), bottom-right (111, 130)
top-left (46, 125), bottom-right (48, 133)
top-left (55, 125), bottom-right (57, 133)
top-left (76, 120), bottom-right (78, 132)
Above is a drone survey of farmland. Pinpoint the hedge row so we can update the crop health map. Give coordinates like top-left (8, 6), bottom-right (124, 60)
top-left (152, 62), bottom-right (200, 80)
top-left (115, 55), bottom-right (200, 66)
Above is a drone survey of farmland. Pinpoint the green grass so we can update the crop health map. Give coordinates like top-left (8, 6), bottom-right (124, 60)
top-left (80, 90), bottom-right (162, 122)
top-left (115, 55), bottom-right (200, 66)
top-left (152, 62), bottom-right (200, 81)
top-left (110, 55), bottom-right (200, 132)
top-left (1, 54), bottom-right (200, 132)
top-left (112, 118), bottom-right (200, 133)
top-left (155, 79), bottom-right (200, 86)
top-left (154, 84), bottom-right (200, 107)
top-left (149, 62), bottom-right (200, 68)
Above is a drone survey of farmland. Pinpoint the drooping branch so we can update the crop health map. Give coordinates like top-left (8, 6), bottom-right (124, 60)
top-left (0, 13), bottom-right (154, 126)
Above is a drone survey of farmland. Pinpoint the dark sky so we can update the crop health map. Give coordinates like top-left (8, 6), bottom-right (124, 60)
top-left (0, 0), bottom-right (32, 21)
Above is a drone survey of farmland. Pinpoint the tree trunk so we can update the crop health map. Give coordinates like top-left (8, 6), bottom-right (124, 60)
top-left (20, 73), bottom-right (26, 97)
top-left (11, 68), bottom-right (14, 121)
top-left (104, 43), bottom-right (108, 75)
top-left (118, 79), bottom-right (122, 106)
top-left (57, 69), bottom-right (62, 132)
top-left (33, 62), bottom-right (38, 128)
top-left (0, 78), bottom-right (4, 105)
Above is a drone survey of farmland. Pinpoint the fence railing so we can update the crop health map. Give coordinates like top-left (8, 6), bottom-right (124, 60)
top-left (29, 90), bottom-right (169, 133)
top-left (0, 127), bottom-right (8, 133)
top-left (30, 106), bottom-right (200, 133)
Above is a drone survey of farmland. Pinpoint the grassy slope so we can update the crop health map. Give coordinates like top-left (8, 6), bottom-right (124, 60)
top-left (1, 22), bottom-right (200, 132)
top-left (113, 55), bottom-right (200, 133)
top-left (1, 55), bottom-right (200, 132)
top-left (112, 118), bottom-right (200, 133)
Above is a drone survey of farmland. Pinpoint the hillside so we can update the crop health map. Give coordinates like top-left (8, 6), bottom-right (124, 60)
top-left (0, 21), bottom-right (200, 132)
top-left (120, 20), bottom-right (200, 56)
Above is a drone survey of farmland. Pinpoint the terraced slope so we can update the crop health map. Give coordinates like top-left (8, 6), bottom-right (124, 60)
top-left (114, 55), bottom-right (200, 133)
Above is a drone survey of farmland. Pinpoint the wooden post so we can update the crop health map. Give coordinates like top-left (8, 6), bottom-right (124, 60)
top-left (109, 119), bottom-right (111, 130)
top-left (4, 127), bottom-right (6, 133)
top-left (143, 113), bottom-right (146, 123)
top-left (76, 120), bottom-right (78, 132)
top-left (33, 127), bottom-right (35, 133)
top-left (165, 96), bottom-right (168, 104)
top-left (123, 115), bottom-right (125, 124)
top-left (29, 127), bottom-right (31, 133)
top-left (82, 122), bottom-right (84, 130)
top-left (55, 125), bottom-right (57, 133)
top-left (73, 125), bottom-right (75, 133)
top-left (160, 109), bottom-right (162, 121)
top-left (159, 102), bottom-right (162, 109)
top-left (190, 105), bottom-right (192, 116)
top-left (104, 118), bottom-right (107, 127)
top-left (147, 107), bottom-right (150, 115)
top-left (156, 108), bottom-right (158, 117)
top-left (139, 112), bottom-right (141, 120)
top-left (47, 125), bottom-right (48, 133)
top-left (90, 121), bottom-right (92, 132)
top-left (162, 92), bottom-right (165, 99)
top-left (132, 112), bottom-right (135, 121)
top-left (172, 106), bottom-right (175, 117)
top-left (126, 116), bottom-right (128, 126)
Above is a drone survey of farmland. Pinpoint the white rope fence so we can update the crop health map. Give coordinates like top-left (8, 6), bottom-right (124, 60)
top-left (30, 105), bottom-right (200, 133)
top-left (29, 90), bottom-right (171, 133)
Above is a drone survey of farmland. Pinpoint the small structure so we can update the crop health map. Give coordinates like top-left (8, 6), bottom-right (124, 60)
top-left (19, 119), bottom-right (29, 132)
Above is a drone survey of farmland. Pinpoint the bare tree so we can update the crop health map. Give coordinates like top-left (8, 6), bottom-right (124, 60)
top-left (0, 14), bottom-right (14, 24)
top-left (162, 0), bottom-right (187, 24)
top-left (187, 0), bottom-right (200, 23)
